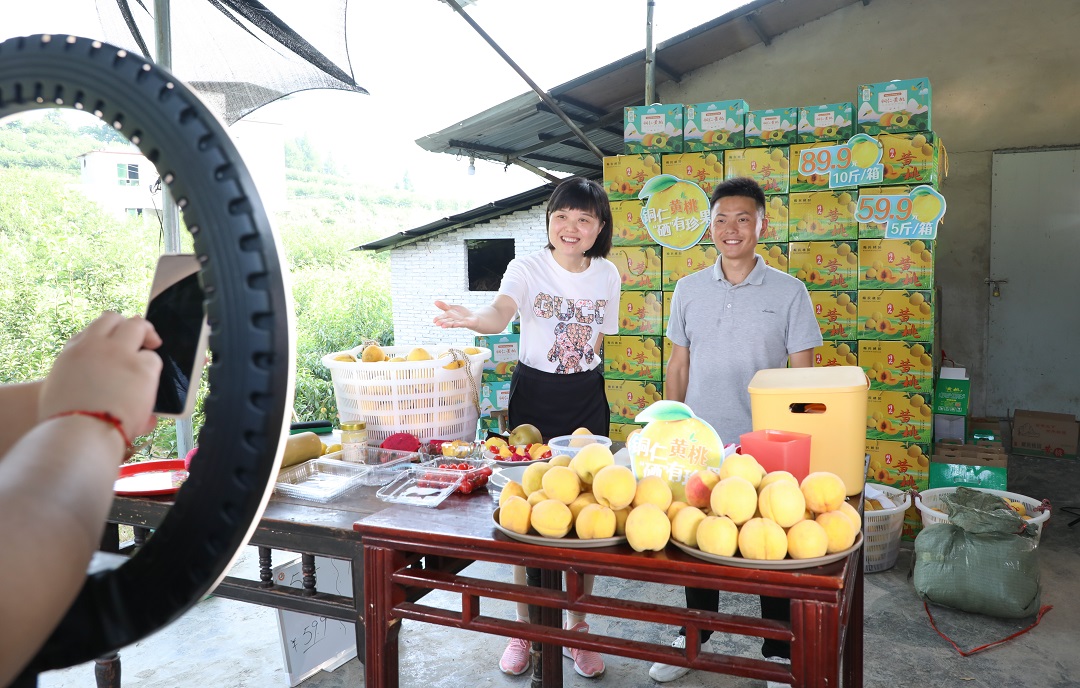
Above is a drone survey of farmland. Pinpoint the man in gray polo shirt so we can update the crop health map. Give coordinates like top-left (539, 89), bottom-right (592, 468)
top-left (649, 176), bottom-right (823, 686)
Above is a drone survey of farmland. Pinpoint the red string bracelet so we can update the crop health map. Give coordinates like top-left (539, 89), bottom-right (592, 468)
top-left (46, 410), bottom-right (131, 449)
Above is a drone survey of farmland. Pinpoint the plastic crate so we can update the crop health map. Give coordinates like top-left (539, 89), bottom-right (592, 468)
top-left (862, 484), bottom-right (910, 573)
top-left (915, 486), bottom-right (1051, 543)
top-left (322, 345), bottom-right (489, 445)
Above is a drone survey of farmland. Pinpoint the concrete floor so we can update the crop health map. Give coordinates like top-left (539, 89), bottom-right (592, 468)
top-left (39, 454), bottom-right (1080, 688)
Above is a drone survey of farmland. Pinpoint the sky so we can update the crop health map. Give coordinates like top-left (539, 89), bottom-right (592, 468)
top-left (2, 0), bottom-right (747, 210)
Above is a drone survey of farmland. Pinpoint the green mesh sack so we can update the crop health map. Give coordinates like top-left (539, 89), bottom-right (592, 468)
top-left (913, 488), bottom-right (1040, 619)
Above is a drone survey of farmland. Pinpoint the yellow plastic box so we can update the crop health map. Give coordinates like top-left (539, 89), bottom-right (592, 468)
top-left (748, 366), bottom-right (869, 495)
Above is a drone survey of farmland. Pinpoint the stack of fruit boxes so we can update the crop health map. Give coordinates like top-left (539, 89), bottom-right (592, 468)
top-left (610, 81), bottom-right (942, 508)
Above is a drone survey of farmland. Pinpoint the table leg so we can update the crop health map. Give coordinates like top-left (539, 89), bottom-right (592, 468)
top-left (364, 545), bottom-right (400, 688)
top-left (791, 599), bottom-right (840, 688)
top-left (94, 652), bottom-right (120, 688)
top-left (844, 549), bottom-right (864, 687)
top-left (538, 568), bottom-right (563, 688)
top-left (258, 547), bottom-right (273, 588)
top-left (525, 567), bottom-right (543, 688)
top-left (352, 548), bottom-right (366, 666)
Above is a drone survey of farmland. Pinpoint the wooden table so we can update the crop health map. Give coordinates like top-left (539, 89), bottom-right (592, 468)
top-left (356, 494), bottom-right (864, 688)
top-left (96, 485), bottom-right (471, 687)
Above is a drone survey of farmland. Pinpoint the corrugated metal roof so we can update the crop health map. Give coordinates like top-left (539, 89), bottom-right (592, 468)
top-left (360, 0), bottom-right (861, 251)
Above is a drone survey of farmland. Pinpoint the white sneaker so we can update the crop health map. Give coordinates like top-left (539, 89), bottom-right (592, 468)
top-left (649, 635), bottom-right (692, 683)
top-left (764, 655), bottom-right (791, 688)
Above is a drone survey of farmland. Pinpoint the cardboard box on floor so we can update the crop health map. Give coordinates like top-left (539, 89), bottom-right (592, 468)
top-left (929, 440), bottom-right (1008, 490)
top-left (1012, 410), bottom-right (1079, 459)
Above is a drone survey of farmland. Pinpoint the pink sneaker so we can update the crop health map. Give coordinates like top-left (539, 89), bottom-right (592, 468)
top-left (563, 621), bottom-right (606, 678)
top-left (499, 636), bottom-right (530, 675)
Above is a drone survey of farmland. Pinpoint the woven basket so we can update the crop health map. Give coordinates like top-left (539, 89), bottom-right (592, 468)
top-left (915, 486), bottom-right (1051, 544)
top-left (322, 345), bottom-right (489, 444)
top-left (862, 484), bottom-right (910, 573)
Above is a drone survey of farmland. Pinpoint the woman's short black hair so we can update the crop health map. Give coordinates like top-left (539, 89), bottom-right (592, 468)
top-left (545, 177), bottom-right (613, 258)
top-left (710, 176), bottom-right (766, 215)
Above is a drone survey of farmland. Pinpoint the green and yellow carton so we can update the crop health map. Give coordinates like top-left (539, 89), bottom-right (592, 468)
top-left (798, 102), bottom-right (855, 143)
top-left (859, 340), bottom-right (934, 394)
top-left (617, 290), bottom-right (663, 336)
top-left (814, 340), bottom-right (858, 368)
top-left (662, 245), bottom-right (716, 291)
top-left (611, 245), bottom-right (662, 290)
top-left (611, 199), bottom-right (651, 246)
top-left (474, 334), bottom-right (519, 381)
top-left (788, 240), bottom-right (859, 290)
top-left (810, 291), bottom-right (858, 341)
top-left (858, 239), bottom-right (934, 290)
top-left (866, 389), bottom-right (933, 444)
top-left (789, 190), bottom-right (859, 240)
top-left (755, 242), bottom-right (789, 271)
top-left (610, 422), bottom-right (644, 443)
top-left (684, 99), bottom-right (748, 151)
top-left (857, 185), bottom-right (916, 238)
top-left (605, 378), bottom-right (662, 424)
top-left (661, 152), bottom-right (724, 196)
top-left (604, 155), bottom-right (661, 201)
top-left (857, 289), bottom-right (933, 341)
top-left (761, 194), bottom-right (789, 242)
top-left (604, 335), bottom-right (663, 381)
top-left (745, 107), bottom-right (798, 147)
top-left (624, 104), bottom-right (684, 154)
top-left (724, 147), bottom-right (789, 194)
top-left (662, 291), bottom-right (673, 332)
top-left (873, 131), bottom-right (942, 188)
top-left (856, 77), bottom-right (931, 135)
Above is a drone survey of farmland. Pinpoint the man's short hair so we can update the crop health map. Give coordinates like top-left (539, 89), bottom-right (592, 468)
top-left (710, 176), bottom-right (766, 215)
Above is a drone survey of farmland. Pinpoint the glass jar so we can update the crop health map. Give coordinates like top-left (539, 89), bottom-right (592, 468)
top-left (340, 421), bottom-right (367, 463)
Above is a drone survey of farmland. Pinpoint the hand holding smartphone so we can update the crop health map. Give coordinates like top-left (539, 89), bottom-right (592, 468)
top-left (145, 254), bottom-right (209, 417)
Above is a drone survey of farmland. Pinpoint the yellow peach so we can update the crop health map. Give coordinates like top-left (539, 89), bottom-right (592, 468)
top-left (800, 472), bottom-right (847, 513)
top-left (696, 515), bottom-right (739, 556)
top-left (531, 499), bottom-right (573, 538)
top-left (815, 510), bottom-right (858, 553)
top-left (737, 517), bottom-right (788, 560)
top-left (757, 481), bottom-right (807, 528)
top-left (591, 464), bottom-right (638, 510)
top-left (624, 503), bottom-right (672, 552)
top-left (575, 503), bottom-right (617, 539)
top-left (541, 465), bottom-right (581, 505)
top-left (786, 519), bottom-right (829, 559)
top-left (632, 475), bottom-right (674, 511)
top-left (670, 506), bottom-right (707, 546)
top-left (710, 476), bottom-right (759, 526)
top-left (499, 496), bottom-right (531, 535)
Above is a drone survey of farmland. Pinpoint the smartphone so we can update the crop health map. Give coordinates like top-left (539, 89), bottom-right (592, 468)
top-left (145, 254), bottom-right (210, 417)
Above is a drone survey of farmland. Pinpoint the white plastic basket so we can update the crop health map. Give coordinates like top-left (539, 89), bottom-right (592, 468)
top-left (322, 345), bottom-right (489, 445)
top-left (862, 484), bottom-right (910, 573)
top-left (915, 486), bottom-right (1051, 543)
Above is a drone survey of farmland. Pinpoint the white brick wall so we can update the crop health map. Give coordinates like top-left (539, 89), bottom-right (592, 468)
top-left (390, 203), bottom-right (548, 346)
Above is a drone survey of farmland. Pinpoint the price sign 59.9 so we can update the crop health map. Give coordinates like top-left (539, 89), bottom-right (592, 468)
top-left (856, 185), bottom-right (946, 240)
top-left (797, 133), bottom-right (885, 188)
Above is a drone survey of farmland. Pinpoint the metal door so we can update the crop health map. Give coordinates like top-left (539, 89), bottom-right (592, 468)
top-left (986, 148), bottom-right (1080, 416)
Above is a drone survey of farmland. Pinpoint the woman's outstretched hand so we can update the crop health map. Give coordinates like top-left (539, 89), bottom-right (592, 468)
top-left (434, 300), bottom-right (479, 330)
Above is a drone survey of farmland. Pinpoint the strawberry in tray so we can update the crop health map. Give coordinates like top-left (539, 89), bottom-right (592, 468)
top-left (422, 460), bottom-right (494, 494)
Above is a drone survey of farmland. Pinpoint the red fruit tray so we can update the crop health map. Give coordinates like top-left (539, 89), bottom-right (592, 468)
top-left (420, 457), bottom-right (494, 494)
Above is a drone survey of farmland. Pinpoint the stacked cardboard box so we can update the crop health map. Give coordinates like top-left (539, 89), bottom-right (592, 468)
top-left (474, 333), bottom-right (520, 435)
top-left (615, 80), bottom-right (942, 477)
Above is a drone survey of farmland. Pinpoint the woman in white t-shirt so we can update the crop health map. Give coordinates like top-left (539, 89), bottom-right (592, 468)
top-left (434, 177), bottom-right (620, 679)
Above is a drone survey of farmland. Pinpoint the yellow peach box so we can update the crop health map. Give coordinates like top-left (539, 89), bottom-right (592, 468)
top-left (610, 422), bottom-right (645, 443)
top-left (788, 142), bottom-right (855, 193)
top-left (789, 191), bottom-right (859, 240)
top-left (865, 439), bottom-right (929, 490)
top-left (761, 194), bottom-right (789, 243)
top-left (858, 340), bottom-right (934, 395)
top-left (611, 245), bottom-right (662, 291)
top-left (858, 239), bottom-right (934, 290)
top-left (856, 78), bottom-right (931, 136)
top-left (611, 199), bottom-right (651, 246)
top-left (604, 155), bottom-right (661, 201)
top-left (661, 152), bottom-right (724, 197)
top-left (661, 245), bottom-right (716, 291)
top-left (617, 291), bottom-right (663, 336)
top-left (605, 378), bottom-right (662, 424)
top-left (724, 147), bottom-right (789, 195)
top-left (866, 390), bottom-right (933, 445)
top-left (662, 291), bottom-right (673, 333)
top-left (873, 132), bottom-right (941, 188)
top-left (662, 336), bottom-right (673, 371)
top-left (798, 102), bottom-right (855, 143)
top-left (814, 340), bottom-right (858, 368)
top-left (754, 243), bottom-right (789, 272)
top-left (857, 290), bottom-right (933, 341)
top-left (604, 335), bottom-right (663, 381)
top-left (857, 185), bottom-right (917, 238)
top-left (788, 241), bottom-right (858, 291)
top-left (624, 104), bottom-right (684, 155)
top-left (810, 291), bottom-right (859, 341)
top-left (744, 107), bottom-right (798, 147)
top-left (684, 99), bottom-right (748, 151)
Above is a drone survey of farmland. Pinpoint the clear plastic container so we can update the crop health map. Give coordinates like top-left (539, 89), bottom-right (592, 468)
top-left (275, 458), bottom-right (368, 502)
top-left (420, 457), bottom-right (494, 493)
top-left (376, 466), bottom-right (464, 507)
top-left (546, 434), bottom-right (612, 459)
top-left (336, 444), bottom-right (418, 486)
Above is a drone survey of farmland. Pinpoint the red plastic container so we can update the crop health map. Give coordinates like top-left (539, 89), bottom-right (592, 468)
top-left (739, 429), bottom-right (812, 481)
